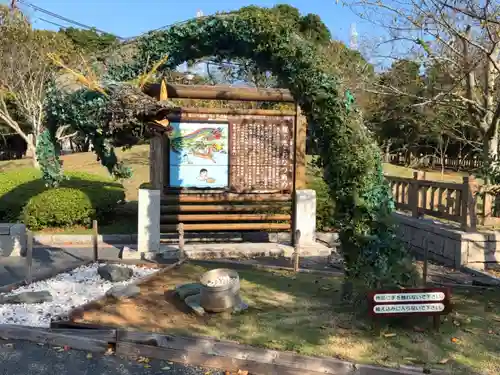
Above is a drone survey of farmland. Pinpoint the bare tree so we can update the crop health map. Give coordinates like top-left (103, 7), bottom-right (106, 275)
top-left (0, 6), bottom-right (74, 166)
top-left (345, 0), bottom-right (500, 172)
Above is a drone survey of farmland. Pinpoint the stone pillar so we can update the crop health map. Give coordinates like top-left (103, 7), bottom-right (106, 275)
top-left (133, 188), bottom-right (161, 259)
top-left (294, 189), bottom-right (316, 245)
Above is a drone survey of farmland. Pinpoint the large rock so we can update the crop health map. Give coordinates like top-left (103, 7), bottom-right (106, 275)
top-left (106, 284), bottom-right (141, 299)
top-left (98, 265), bottom-right (133, 282)
top-left (0, 291), bottom-right (52, 305)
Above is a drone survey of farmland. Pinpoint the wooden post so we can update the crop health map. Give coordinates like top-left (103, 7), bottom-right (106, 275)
top-left (26, 230), bottom-right (33, 284)
top-left (482, 190), bottom-right (493, 226)
top-left (92, 220), bottom-right (98, 261)
top-left (293, 230), bottom-right (301, 272)
top-left (294, 105), bottom-right (307, 190)
top-left (460, 176), bottom-right (477, 232)
top-left (410, 171), bottom-right (424, 218)
top-left (178, 223), bottom-right (185, 260)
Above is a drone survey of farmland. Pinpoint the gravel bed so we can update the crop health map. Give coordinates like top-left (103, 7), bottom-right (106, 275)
top-left (0, 263), bottom-right (157, 328)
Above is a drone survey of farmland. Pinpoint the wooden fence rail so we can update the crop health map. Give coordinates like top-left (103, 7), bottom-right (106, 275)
top-left (385, 153), bottom-right (482, 170)
top-left (386, 172), bottom-right (500, 231)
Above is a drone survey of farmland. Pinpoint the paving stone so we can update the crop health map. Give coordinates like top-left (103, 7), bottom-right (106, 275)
top-left (175, 283), bottom-right (203, 301)
top-left (184, 293), bottom-right (205, 316)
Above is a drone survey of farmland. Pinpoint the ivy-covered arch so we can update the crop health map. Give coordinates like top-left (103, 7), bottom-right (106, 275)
top-left (45, 6), bottom-right (417, 290)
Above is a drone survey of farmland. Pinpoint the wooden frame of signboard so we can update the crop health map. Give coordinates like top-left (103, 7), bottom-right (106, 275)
top-left (145, 82), bottom-right (307, 242)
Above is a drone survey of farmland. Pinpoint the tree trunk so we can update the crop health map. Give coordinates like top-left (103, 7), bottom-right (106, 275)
top-left (482, 133), bottom-right (499, 183)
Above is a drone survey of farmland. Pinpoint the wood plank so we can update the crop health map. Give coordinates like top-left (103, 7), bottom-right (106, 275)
top-left (294, 105), bottom-right (307, 189)
top-left (160, 223), bottom-right (291, 232)
top-left (160, 204), bottom-right (289, 213)
top-left (173, 107), bottom-right (296, 116)
top-left (161, 193), bottom-right (291, 203)
top-left (0, 324), bottom-right (110, 352)
top-left (160, 214), bottom-right (291, 222)
top-left (48, 328), bottom-right (116, 341)
top-left (115, 342), bottom-right (338, 375)
top-left (145, 83), bottom-right (295, 103)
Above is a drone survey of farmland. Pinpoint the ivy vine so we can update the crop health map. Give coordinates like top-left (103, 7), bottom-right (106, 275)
top-left (42, 6), bottom-right (418, 291)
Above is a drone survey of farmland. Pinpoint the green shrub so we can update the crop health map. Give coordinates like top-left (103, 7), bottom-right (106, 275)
top-left (23, 188), bottom-right (96, 229)
top-left (0, 168), bottom-right (125, 230)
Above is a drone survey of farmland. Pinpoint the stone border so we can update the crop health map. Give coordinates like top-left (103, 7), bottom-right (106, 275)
top-left (461, 265), bottom-right (500, 286)
top-left (32, 232), bottom-right (340, 247)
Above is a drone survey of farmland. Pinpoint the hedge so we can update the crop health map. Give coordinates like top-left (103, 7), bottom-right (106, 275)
top-left (0, 168), bottom-right (125, 230)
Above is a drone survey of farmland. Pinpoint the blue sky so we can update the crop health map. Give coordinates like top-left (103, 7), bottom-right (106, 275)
top-left (3, 0), bottom-right (374, 46)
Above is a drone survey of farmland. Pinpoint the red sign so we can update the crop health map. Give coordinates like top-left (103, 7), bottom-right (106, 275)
top-left (368, 287), bottom-right (451, 317)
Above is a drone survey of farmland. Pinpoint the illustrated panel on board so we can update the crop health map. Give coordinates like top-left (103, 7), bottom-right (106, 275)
top-left (166, 122), bottom-right (229, 188)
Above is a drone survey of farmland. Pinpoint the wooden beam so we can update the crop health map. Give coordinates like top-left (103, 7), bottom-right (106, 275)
top-left (161, 193), bottom-right (291, 203)
top-left (0, 325), bottom-right (110, 352)
top-left (145, 83), bottom-right (295, 102)
top-left (160, 222), bottom-right (291, 232)
top-left (160, 204), bottom-right (290, 213)
top-left (115, 342), bottom-right (333, 375)
top-left (160, 214), bottom-right (291, 222)
top-left (294, 105), bottom-right (307, 189)
top-left (169, 107), bottom-right (296, 116)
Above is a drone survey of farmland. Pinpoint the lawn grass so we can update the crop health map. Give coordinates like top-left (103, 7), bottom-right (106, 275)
top-left (77, 262), bottom-right (500, 375)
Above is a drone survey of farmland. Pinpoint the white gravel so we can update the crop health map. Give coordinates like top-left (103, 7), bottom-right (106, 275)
top-left (205, 275), bottom-right (237, 287)
top-left (0, 263), bottom-right (157, 328)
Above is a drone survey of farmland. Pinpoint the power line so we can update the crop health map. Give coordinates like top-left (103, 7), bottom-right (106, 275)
top-left (18, 0), bottom-right (125, 39)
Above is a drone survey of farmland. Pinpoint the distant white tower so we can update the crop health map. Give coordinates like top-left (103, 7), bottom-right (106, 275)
top-left (196, 9), bottom-right (204, 18)
top-left (350, 23), bottom-right (358, 50)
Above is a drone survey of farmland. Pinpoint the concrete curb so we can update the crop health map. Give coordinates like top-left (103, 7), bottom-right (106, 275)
top-left (462, 265), bottom-right (500, 286)
top-left (32, 232), bottom-right (340, 247)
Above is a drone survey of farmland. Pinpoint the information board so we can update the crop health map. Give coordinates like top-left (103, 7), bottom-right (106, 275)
top-left (230, 119), bottom-right (293, 192)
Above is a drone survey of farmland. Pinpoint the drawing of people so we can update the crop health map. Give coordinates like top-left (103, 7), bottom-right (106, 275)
top-left (197, 168), bottom-right (208, 181)
top-left (197, 168), bottom-right (216, 183)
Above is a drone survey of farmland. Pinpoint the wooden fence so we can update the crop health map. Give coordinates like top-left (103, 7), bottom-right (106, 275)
top-left (385, 153), bottom-right (482, 170)
top-left (386, 172), bottom-right (500, 231)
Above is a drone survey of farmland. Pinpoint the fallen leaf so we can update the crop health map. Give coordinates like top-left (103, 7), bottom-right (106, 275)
top-left (237, 370), bottom-right (249, 375)
top-left (383, 333), bottom-right (397, 338)
top-left (413, 326), bottom-right (425, 332)
top-left (488, 330), bottom-right (494, 334)
top-left (452, 320), bottom-right (460, 326)
top-left (86, 353), bottom-right (93, 359)
top-left (56, 348), bottom-right (65, 352)
top-left (144, 364), bottom-right (151, 369)
top-left (205, 372), bottom-right (211, 375)
top-left (63, 345), bottom-right (70, 351)
top-left (438, 358), bottom-right (450, 364)
top-left (451, 337), bottom-right (459, 343)
top-left (161, 366), bottom-right (171, 370)
top-left (224, 372), bottom-right (230, 375)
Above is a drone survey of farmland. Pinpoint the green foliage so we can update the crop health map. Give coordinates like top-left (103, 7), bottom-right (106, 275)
top-left (35, 129), bottom-right (65, 187)
top-left (0, 168), bottom-right (124, 229)
top-left (60, 27), bottom-right (118, 55)
top-left (22, 188), bottom-right (96, 230)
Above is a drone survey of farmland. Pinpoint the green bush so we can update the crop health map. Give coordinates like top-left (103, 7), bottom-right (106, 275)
top-left (0, 168), bottom-right (125, 230)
